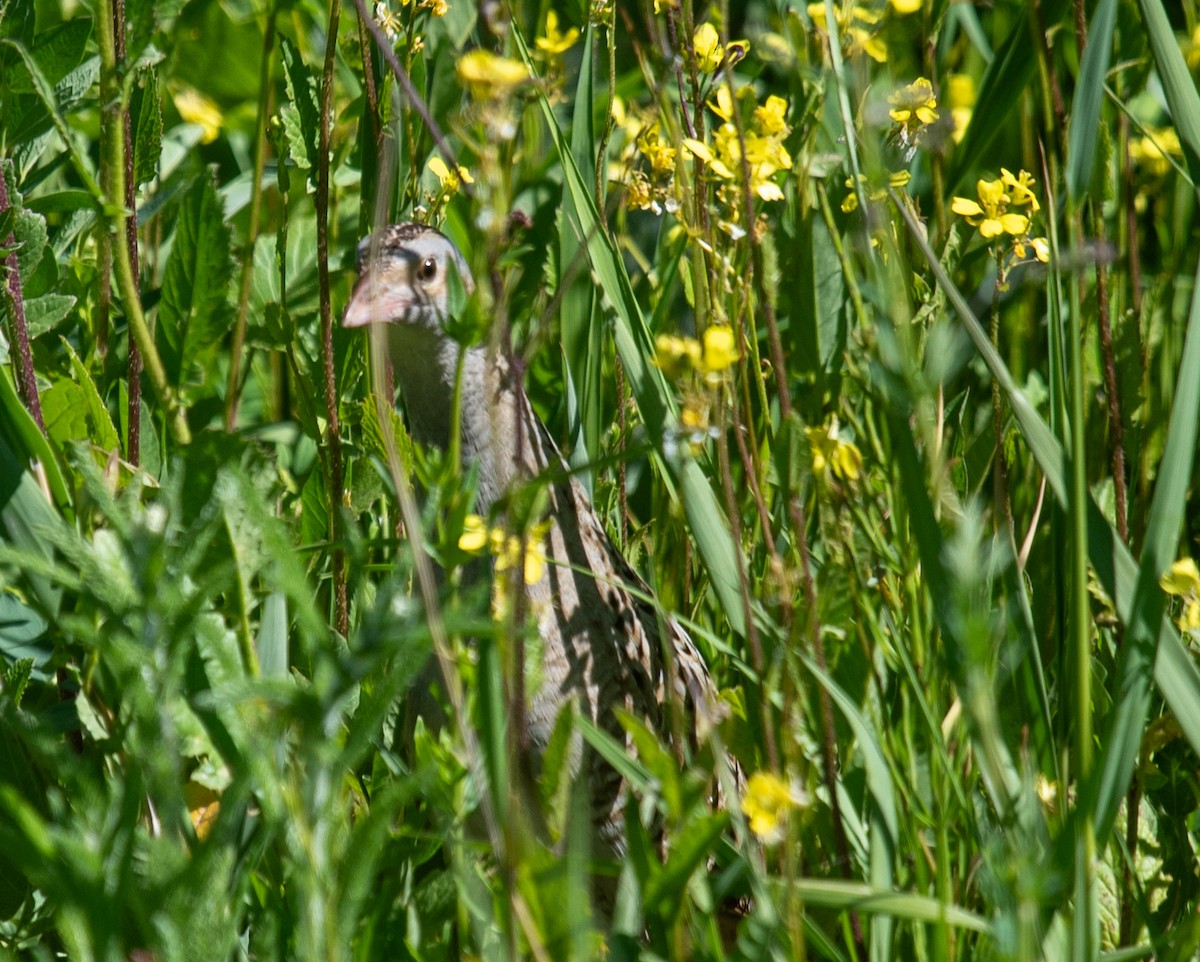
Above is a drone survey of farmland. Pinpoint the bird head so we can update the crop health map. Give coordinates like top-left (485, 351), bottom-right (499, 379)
top-left (343, 222), bottom-right (474, 332)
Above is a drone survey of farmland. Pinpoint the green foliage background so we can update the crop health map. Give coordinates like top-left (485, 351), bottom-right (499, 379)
top-left (2, 0), bottom-right (1200, 958)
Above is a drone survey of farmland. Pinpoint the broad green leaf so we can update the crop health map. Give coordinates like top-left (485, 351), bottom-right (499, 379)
top-left (0, 365), bottom-right (69, 512)
top-left (279, 36), bottom-right (321, 193)
top-left (60, 339), bottom-right (120, 453)
top-left (158, 174), bottom-right (233, 388)
top-left (22, 293), bottom-right (75, 339)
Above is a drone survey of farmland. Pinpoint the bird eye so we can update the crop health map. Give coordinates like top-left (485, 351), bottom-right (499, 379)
top-left (418, 256), bottom-right (438, 283)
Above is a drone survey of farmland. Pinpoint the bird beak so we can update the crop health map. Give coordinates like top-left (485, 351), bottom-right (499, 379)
top-left (342, 275), bottom-right (415, 329)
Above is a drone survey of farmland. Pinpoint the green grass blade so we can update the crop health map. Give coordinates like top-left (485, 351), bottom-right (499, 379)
top-left (1066, 0), bottom-right (1117, 200)
top-left (773, 879), bottom-right (989, 933)
top-left (558, 25), bottom-right (603, 496)
top-left (947, 0), bottom-right (1068, 191)
top-left (896, 197), bottom-right (1200, 767)
top-left (1137, 0), bottom-right (1200, 183)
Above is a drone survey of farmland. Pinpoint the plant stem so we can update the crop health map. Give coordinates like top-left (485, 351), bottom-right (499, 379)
top-left (225, 6), bottom-right (277, 432)
top-left (0, 164), bottom-right (44, 432)
top-left (111, 0), bottom-right (143, 464)
top-left (316, 0), bottom-right (348, 637)
top-left (97, 0), bottom-right (189, 447)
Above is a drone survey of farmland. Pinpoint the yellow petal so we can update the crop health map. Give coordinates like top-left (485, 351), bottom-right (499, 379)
top-left (458, 514), bottom-right (489, 553)
top-left (999, 212), bottom-right (1029, 235)
top-left (1161, 558), bottom-right (1200, 596)
top-left (979, 218), bottom-right (1004, 239)
top-left (951, 196), bottom-right (983, 217)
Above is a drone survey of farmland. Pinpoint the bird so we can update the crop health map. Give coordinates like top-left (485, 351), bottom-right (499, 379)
top-left (343, 222), bottom-right (732, 860)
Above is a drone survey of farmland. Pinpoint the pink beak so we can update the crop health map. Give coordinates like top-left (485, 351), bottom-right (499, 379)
top-left (342, 276), bottom-right (415, 329)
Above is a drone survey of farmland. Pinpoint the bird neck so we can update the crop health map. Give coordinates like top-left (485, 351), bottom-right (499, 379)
top-left (388, 326), bottom-right (548, 513)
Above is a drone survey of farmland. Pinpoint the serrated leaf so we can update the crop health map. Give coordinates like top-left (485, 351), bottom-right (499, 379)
top-left (158, 175), bottom-right (233, 388)
top-left (22, 294), bottom-right (75, 339)
top-left (12, 206), bottom-right (47, 284)
top-left (131, 66), bottom-right (162, 187)
top-left (11, 19), bottom-right (92, 92)
top-left (61, 339), bottom-right (119, 452)
top-left (279, 37), bottom-right (320, 193)
top-left (39, 380), bottom-right (89, 446)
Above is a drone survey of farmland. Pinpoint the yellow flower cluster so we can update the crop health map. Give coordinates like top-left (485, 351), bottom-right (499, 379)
top-left (807, 2), bottom-right (886, 63)
top-left (1129, 126), bottom-right (1182, 179)
top-left (458, 515), bottom-right (550, 586)
top-left (741, 771), bottom-right (808, 844)
top-left (951, 169), bottom-right (1049, 265)
top-left (535, 10), bottom-right (579, 56)
top-left (805, 418), bottom-right (862, 484)
top-left (1161, 558), bottom-right (1200, 632)
top-left (693, 22), bottom-right (750, 74)
top-left (655, 326), bottom-right (739, 382)
top-left (888, 77), bottom-right (938, 151)
top-left (683, 88), bottom-right (793, 204)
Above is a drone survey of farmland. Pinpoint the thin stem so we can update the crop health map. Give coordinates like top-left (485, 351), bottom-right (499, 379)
top-left (97, 0), bottom-right (190, 446)
top-left (113, 0), bottom-right (142, 464)
top-left (225, 7), bottom-right (278, 431)
top-left (0, 165), bottom-right (44, 432)
top-left (316, 0), bottom-right (349, 637)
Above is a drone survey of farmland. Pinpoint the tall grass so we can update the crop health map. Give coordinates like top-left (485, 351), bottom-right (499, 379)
top-left (2, 0), bottom-right (1200, 958)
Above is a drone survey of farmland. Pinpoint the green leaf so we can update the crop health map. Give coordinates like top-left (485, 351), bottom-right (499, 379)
top-left (131, 66), bottom-right (163, 187)
top-left (0, 364), bottom-right (69, 513)
top-left (948, 0), bottom-right (1069, 191)
top-left (21, 293), bottom-right (75, 338)
top-left (62, 338), bottom-right (120, 452)
top-left (158, 174), bottom-right (233, 388)
top-left (1137, 0), bottom-right (1200, 183)
top-left (558, 25), bottom-right (603, 495)
top-left (1067, 0), bottom-right (1117, 199)
top-left (4, 18), bottom-right (91, 93)
top-left (279, 36), bottom-right (321, 193)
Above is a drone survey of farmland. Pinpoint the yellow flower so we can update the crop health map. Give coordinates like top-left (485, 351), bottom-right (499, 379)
top-left (428, 156), bottom-right (474, 191)
top-left (683, 137), bottom-right (735, 179)
top-left (1129, 126), bottom-right (1182, 178)
top-left (456, 49), bottom-right (528, 98)
top-left (808, 3), bottom-right (887, 62)
top-left (174, 87), bottom-right (222, 143)
top-left (374, 1), bottom-right (403, 39)
top-left (888, 77), bottom-right (938, 149)
top-left (1000, 167), bottom-right (1040, 212)
top-left (694, 22), bottom-right (723, 72)
top-left (693, 23), bottom-right (750, 73)
top-left (1029, 237), bottom-right (1050, 262)
top-left (458, 514), bottom-right (489, 553)
top-left (946, 73), bottom-right (975, 144)
top-left (420, 0), bottom-right (447, 15)
top-left (495, 532), bottom-right (548, 586)
top-left (890, 0), bottom-right (921, 11)
top-left (742, 771), bottom-right (807, 843)
top-left (535, 10), bottom-right (579, 55)
top-left (951, 178), bottom-right (1029, 239)
top-left (806, 419), bottom-right (862, 482)
top-left (700, 325), bottom-right (739, 375)
top-left (754, 94), bottom-right (789, 136)
top-left (655, 333), bottom-right (703, 379)
top-left (841, 170), bottom-right (909, 212)
top-left (1162, 558), bottom-right (1200, 631)
top-left (638, 127), bottom-right (677, 176)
